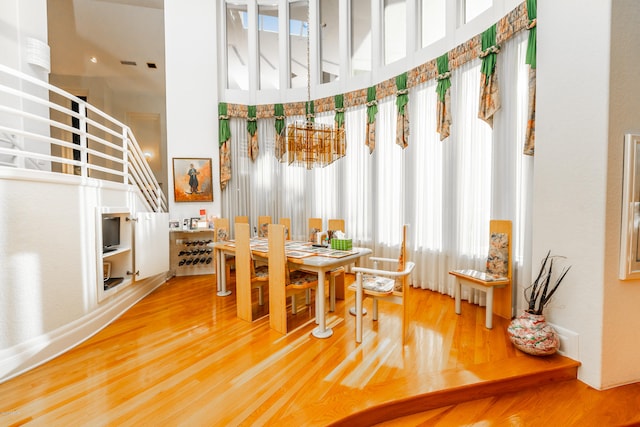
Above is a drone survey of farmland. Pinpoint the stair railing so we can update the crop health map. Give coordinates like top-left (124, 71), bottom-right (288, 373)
top-left (0, 63), bottom-right (167, 213)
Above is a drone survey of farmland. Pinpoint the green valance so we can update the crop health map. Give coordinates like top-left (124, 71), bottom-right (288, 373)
top-left (274, 103), bottom-right (285, 135)
top-left (366, 86), bottom-right (377, 124)
top-left (436, 54), bottom-right (451, 103)
top-left (526, 0), bottom-right (537, 68)
top-left (480, 24), bottom-right (499, 81)
top-left (218, 102), bottom-right (231, 147)
top-left (247, 105), bottom-right (257, 136)
top-left (395, 73), bottom-right (408, 115)
top-left (334, 94), bottom-right (345, 128)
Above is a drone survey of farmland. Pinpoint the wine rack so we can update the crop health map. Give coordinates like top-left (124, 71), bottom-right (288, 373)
top-left (170, 230), bottom-right (215, 276)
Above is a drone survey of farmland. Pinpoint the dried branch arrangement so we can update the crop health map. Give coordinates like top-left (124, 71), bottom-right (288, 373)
top-left (525, 250), bottom-right (571, 315)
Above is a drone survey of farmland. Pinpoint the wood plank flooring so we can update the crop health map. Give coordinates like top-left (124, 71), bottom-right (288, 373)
top-left (0, 273), bottom-right (637, 426)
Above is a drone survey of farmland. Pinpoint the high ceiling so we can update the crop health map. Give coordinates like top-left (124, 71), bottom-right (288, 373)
top-left (47, 0), bottom-right (166, 96)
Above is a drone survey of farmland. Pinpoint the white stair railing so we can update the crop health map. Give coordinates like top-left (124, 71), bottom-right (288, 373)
top-left (0, 64), bottom-right (167, 213)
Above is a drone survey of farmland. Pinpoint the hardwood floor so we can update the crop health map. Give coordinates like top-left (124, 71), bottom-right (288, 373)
top-left (0, 273), bottom-right (637, 426)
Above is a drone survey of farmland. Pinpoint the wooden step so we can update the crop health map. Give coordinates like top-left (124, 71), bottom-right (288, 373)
top-left (282, 354), bottom-right (580, 426)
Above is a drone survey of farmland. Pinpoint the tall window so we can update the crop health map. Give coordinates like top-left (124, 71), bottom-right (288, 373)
top-left (384, 0), bottom-right (406, 65)
top-left (320, 0), bottom-right (340, 83)
top-left (464, 0), bottom-right (492, 23)
top-left (226, 2), bottom-right (249, 90)
top-left (421, 0), bottom-right (446, 48)
top-left (258, 4), bottom-right (279, 90)
top-left (289, 0), bottom-right (309, 89)
top-left (351, 0), bottom-right (372, 76)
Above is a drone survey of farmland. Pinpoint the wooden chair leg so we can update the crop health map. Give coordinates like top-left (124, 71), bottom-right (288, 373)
top-left (486, 287), bottom-right (494, 329)
top-left (355, 272), bottom-right (363, 343)
top-left (329, 276), bottom-right (336, 312)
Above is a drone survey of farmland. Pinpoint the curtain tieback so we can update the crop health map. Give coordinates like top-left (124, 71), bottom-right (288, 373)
top-left (335, 107), bottom-right (345, 113)
top-left (274, 115), bottom-right (285, 120)
top-left (366, 100), bottom-right (378, 107)
top-left (436, 71), bottom-right (451, 81)
top-left (247, 117), bottom-right (257, 122)
top-left (479, 45), bottom-right (501, 58)
top-left (396, 88), bottom-right (409, 96)
top-left (527, 18), bottom-right (537, 29)
top-left (219, 115), bottom-right (229, 120)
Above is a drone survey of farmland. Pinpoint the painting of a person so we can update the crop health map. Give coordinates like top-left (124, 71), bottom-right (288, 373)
top-left (188, 164), bottom-right (199, 194)
top-left (173, 158), bottom-right (213, 202)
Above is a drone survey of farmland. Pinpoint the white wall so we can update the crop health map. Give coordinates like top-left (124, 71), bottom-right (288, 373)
top-left (164, 0), bottom-right (220, 223)
top-left (602, 0), bottom-right (640, 389)
top-left (534, 0), bottom-right (640, 389)
top-left (0, 171), bottom-right (167, 383)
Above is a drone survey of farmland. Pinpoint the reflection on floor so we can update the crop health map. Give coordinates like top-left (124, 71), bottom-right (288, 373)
top-left (2, 273), bottom-right (634, 426)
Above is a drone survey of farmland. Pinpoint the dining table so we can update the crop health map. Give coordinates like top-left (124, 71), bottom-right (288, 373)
top-left (211, 238), bottom-right (372, 338)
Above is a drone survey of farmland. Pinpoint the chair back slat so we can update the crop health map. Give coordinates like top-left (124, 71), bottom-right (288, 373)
top-left (308, 217), bottom-right (323, 242)
top-left (213, 217), bottom-right (230, 242)
top-left (268, 224), bottom-right (288, 334)
top-left (235, 223), bottom-right (253, 322)
top-left (328, 219), bottom-right (345, 233)
top-left (258, 216), bottom-right (272, 237)
top-left (279, 218), bottom-right (291, 240)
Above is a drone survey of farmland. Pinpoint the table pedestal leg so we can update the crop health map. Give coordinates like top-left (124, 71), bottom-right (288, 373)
top-left (216, 249), bottom-right (232, 297)
top-left (312, 269), bottom-right (333, 338)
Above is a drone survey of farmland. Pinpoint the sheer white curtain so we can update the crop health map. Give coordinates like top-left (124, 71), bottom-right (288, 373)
top-left (220, 32), bottom-right (532, 305)
top-left (406, 31), bottom-right (531, 304)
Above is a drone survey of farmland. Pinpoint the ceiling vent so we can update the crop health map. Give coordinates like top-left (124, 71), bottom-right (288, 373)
top-left (146, 62), bottom-right (157, 69)
top-left (120, 60), bottom-right (137, 66)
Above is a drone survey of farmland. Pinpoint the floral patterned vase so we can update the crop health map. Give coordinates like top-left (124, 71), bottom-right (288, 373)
top-left (507, 311), bottom-right (559, 356)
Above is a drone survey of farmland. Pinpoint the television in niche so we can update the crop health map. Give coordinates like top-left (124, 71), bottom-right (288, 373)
top-left (102, 216), bottom-right (121, 252)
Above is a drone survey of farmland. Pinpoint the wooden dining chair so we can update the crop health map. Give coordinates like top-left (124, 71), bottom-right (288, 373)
top-left (308, 217), bottom-right (323, 242)
top-left (235, 223), bottom-right (267, 322)
top-left (449, 220), bottom-right (513, 329)
top-left (235, 215), bottom-right (249, 224)
top-left (279, 217), bottom-right (291, 240)
top-left (327, 219), bottom-right (345, 235)
top-left (268, 224), bottom-right (318, 334)
top-left (350, 224), bottom-right (415, 344)
top-left (234, 216), bottom-right (249, 238)
top-left (257, 215), bottom-right (272, 238)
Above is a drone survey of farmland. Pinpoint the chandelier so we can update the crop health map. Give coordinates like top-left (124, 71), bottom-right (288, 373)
top-left (282, 6), bottom-right (346, 170)
top-left (285, 119), bottom-right (345, 170)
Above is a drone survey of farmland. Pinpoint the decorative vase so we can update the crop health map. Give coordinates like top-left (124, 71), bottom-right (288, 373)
top-left (507, 311), bottom-right (559, 356)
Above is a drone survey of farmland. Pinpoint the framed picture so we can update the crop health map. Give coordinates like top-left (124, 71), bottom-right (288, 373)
top-left (103, 262), bottom-right (111, 281)
top-left (173, 158), bottom-right (213, 202)
top-left (190, 217), bottom-right (200, 230)
top-left (620, 133), bottom-right (640, 279)
top-left (169, 220), bottom-right (180, 230)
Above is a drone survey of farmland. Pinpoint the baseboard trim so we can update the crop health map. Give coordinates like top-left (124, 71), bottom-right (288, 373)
top-left (0, 274), bottom-right (166, 384)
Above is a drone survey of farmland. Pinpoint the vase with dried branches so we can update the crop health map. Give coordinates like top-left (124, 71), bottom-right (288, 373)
top-left (508, 251), bottom-right (571, 356)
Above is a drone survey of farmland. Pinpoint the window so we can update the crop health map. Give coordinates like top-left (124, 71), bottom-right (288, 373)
top-left (289, 0), bottom-right (309, 89)
top-left (420, 0), bottom-right (446, 48)
top-left (320, 0), bottom-right (340, 83)
top-left (258, 4), bottom-right (279, 90)
top-left (226, 2), bottom-right (249, 90)
top-left (350, 0), bottom-right (371, 76)
top-left (384, 0), bottom-right (406, 65)
top-left (464, 0), bottom-right (492, 23)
